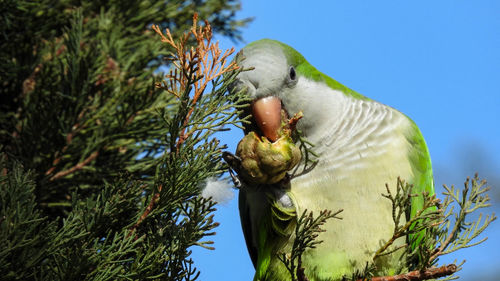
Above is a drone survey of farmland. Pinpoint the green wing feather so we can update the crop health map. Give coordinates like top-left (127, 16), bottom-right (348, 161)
top-left (239, 190), bottom-right (258, 267)
top-left (405, 119), bottom-right (435, 250)
top-left (239, 188), bottom-right (297, 281)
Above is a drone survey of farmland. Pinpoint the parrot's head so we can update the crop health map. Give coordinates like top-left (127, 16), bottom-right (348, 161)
top-left (231, 39), bottom-right (354, 142)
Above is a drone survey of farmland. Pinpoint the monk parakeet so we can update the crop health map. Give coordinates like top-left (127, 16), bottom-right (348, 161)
top-left (226, 39), bottom-right (434, 281)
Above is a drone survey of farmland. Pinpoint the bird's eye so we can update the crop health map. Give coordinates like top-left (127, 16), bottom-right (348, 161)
top-left (289, 66), bottom-right (296, 81)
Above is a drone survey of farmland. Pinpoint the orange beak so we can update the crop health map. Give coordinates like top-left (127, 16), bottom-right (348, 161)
top-left (251, 96), bottom-right (282, 142)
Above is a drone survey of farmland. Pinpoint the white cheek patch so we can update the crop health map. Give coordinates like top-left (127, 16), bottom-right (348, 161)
top-left (279, 77), bottom-right (347, 141)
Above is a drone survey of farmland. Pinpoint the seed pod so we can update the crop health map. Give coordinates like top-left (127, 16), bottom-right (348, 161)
top-left (236, 132), bottom-right (301, 184)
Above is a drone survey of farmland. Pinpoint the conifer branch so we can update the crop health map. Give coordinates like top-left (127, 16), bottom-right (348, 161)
top-left (128, 184), bottom-right (163, 236)
top-left (45, 108), bottom-right (87, 177)
top-left (373, 178), bottom-right (442, 261)
top-left (0, 2), bottom-right (249, 279)
top-left (282, 175), bottom-right (495, 281)
top-left (48, 150), bottom-right (99, 181)
top-left (279, 209), bottom-right (343, 281)
top-left (130, 14), bottom-right (242, 236)
top-left (152, 13), bottom-right (239, 150)
top-left (428, 174), bottom-right (496, 262)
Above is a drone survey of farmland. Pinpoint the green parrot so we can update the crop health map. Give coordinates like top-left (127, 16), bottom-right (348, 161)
top-left (227, 39), bottom-right (434, 281)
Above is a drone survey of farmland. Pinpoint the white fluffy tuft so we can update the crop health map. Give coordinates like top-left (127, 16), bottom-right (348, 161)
top-left (201, 178), bottom-right (234, 204)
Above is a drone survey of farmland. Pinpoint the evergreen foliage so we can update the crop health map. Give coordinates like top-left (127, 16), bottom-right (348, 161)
top-left (2, 2), bottom-right (495, 281)
top-left (282, 176), bottom-right (496, 281)
top-left (0, 1), bottom-right (249, 280)
top-left (278, 209), bottom-right (343, 281)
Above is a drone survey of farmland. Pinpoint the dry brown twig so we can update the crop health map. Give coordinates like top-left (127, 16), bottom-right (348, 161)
top-left (49, 151), bottom-right (99, 181)
top-left (152, 14), bottom-right (239, 97)
top-left (128, 184), bottom-right (163, 236)
top-left (45, 108), bottom-right (89, 178)
top-left (360, 264), bottom-right (457, 281)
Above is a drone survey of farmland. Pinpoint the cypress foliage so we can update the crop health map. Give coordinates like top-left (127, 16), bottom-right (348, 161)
top-left (0, 1), bottom-right (249, 280)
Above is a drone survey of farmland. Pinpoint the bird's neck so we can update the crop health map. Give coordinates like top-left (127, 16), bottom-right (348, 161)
top-left (284, 78), bottom-right (407, 159)
top-left (317, 96), bottom-right (402, 154)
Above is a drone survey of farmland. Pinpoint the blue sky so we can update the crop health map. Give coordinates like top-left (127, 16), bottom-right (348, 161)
top-left (192, 1), bottom-right (500, 280)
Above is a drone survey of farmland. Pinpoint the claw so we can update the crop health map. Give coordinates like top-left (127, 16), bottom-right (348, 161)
top-left (228, 168), bottom-right (242, 190)
top-left (222, 151), bottom-right (242, 170)
top-left (223, 151), bottom-right (243, 189)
